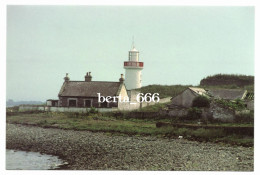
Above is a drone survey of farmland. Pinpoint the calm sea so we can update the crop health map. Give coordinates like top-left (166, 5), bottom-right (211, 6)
top-left (6, 149), bottom-right (66, 170)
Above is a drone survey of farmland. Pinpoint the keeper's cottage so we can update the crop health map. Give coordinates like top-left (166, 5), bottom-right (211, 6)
top-left (58, 73), bottom-right (129, 108)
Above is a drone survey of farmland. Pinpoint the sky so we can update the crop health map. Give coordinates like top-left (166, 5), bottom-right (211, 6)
top-left (6, 6), bottom-right (254, 101)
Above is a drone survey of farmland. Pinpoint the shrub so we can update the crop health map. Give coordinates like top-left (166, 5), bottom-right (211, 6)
top-left (215, 99), bottom-right (246, 111)
top-left (185, 107), bottom-right (202, 120)
top-left (234, 99), bottom-right (246, 109)
top-left (192, 95), bottom-right (210, 108)
top-left (89, 107), bottom-right (98, 114)
top-left (174, 128), bottom-right (189, 136)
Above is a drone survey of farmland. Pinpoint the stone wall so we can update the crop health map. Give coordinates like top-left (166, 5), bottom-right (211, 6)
top-left (19, 106), bottom-right (46, 112)
top-left (167, 103), bottom-right (235, 122)
top-left (167, 107), bottom-right (188, 117)
top-left (117, 97), bottom-right (171, 111)
top-left (19, 106), bottom-right (118, 113)
top-left (245, 100), bottom-right (254, 110)
top-left (19, 97), bottom-right (171, 113)
top-left (141, 97), bottom-right (171, 108)
top-left (209, 103), bottom-right (234, 122)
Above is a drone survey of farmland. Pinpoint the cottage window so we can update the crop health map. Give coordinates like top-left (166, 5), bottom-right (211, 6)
top-left (84, 100), bottom-right (92, 107)
top-left (52, 101), bottom-right (58, 107)
top-left (100, 101), bottom-right (108, 108)
top-left (68, 100), bottom-right (77, 107)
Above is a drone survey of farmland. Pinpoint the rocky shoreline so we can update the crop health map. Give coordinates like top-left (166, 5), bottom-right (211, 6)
top-left (6, 123), bottom-right (254, 171)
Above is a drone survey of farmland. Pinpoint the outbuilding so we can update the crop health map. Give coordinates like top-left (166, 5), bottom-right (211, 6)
top-left (169, 87), bottom-right (208, 108)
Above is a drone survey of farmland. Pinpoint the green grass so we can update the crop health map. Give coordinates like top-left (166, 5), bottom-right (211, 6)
top-left (214, 99), bottom-right (247, 111)
top-left (6, 112), bottom-right (253, 147)
top-left (136, 102), bottom-right (170, 112)
top-left (6, 112), bottom-right (166, 136)
top-left (137, 84), bottom-right (190, 99)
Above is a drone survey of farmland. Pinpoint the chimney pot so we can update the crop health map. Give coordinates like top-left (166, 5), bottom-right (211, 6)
top-left (119, 74), bottom-right (124, 83)
top-left (64, 73), bottom-right (70, 82)
top-left (85, 71), bottom-right (92, 82)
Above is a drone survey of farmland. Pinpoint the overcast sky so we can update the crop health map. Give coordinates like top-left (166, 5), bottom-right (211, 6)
top-left (6, 6), bottom-right (254, 101)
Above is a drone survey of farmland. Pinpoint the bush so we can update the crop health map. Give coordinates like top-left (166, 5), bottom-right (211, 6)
top-left (174, 128), bottom-right (190, 136)
top-left (89, 107), bottom-right (98, 114)
top-left (192, 95), bottom-right (210, 108)
top-left (215, 99), bottom-right (246, 111)
top-left (185, 107), bottom-right (202, 120)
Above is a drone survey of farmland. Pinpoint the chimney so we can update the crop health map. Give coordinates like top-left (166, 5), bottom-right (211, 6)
top-left (64, 73), bottom-right (70, 82)
top-left (119, 74), bottom-right (124, 83)
top-left (85, 71), bottom-right (92, 82)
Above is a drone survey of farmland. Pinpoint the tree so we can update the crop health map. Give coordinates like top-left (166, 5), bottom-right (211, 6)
top-left (192, 95), bottom-right (210, 108)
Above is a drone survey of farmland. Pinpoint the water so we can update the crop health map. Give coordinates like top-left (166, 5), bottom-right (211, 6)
top-left (6, 149), bottom-right (66, 170)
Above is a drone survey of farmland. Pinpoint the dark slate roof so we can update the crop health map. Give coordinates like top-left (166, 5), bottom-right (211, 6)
top-left (208, 89), bottom-right (247, 100)
top-left (58, 81), bottom-right (122, 97)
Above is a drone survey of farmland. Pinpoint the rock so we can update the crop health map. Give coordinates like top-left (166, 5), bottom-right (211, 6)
top-left (6, 123), bottom-right (254, 171)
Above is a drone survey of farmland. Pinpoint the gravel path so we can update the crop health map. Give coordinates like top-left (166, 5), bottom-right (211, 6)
top-left (6, 123), bottom-right (254, 171)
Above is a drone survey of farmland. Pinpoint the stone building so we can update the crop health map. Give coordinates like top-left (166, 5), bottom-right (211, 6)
top-left (58, 72), bottom-right (129, 108)
top-left (167, 87), bottom-right (253, 121)
top-left (170, 87), bottom-right (208, 108)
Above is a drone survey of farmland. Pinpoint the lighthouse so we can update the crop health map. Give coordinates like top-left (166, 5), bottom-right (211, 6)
top-left (123, 46), bottom-right (144, 90)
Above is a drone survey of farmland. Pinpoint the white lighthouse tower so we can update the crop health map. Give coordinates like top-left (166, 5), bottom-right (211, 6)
top-left (123, 46), bottom-right (144, 90)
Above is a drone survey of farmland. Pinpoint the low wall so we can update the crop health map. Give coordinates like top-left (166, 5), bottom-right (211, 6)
top-left (245, 100), bottom-right (254, 110)
top-left (167, 108), bottom-right (188, 117)
top-left (117, 101), bottom-right (140, 111)
top-left (235, 110), bottom-right (250, 115)
top-left (19, 106), bottom-right (46, 112)
top-left (167, 103), bottom-right (235, 122)
top-left (156, 122), bottom-right (254, 136)
top-left (141, 97), bottom-right (171, 108)
top-left (210, 103), bottom-right (234, 122)
top-left (19, 97), bottom-right (172, 113)
top-left (19, 106), bottom-right (118, 113)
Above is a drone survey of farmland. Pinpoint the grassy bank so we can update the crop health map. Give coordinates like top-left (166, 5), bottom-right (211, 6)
top-left (6, 111), bottom-right (253, 147)
top-left (138, 85), bottom-right (189, 99)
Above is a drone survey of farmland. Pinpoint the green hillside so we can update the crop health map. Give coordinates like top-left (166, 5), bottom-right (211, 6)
top-left (136, 74), bottom-right (254, 99)
top-left (137, 84), bottom-right (190, 99)
top-left (200, 74), bottom-right (254, 88)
